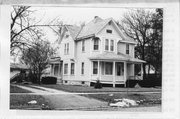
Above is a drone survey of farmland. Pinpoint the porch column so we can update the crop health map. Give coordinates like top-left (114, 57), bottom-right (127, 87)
top-left (124, 61), bottom-right (127, 87)
top-left (98, 60), bottom-right (100, 80)
top-left (141, 63), bottom-right (143, 80)
top-left (113, 61), bottom-right (115, 87)
top-left (58, 63), bottom-right (61, 77)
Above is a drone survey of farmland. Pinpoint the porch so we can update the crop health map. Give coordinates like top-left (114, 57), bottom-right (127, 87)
top-left (48, 57), bottom-right (63, 83)
top-left (89, 52), bottom-right (145, 87)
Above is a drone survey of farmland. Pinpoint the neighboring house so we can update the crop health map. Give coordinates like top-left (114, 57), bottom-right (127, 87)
top-left (10, 63), bottom-right (29, 81)
top-left (49, 16), bottom-right (145, 87)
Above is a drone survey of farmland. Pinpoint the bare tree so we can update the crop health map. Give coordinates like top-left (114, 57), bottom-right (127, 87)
top-left (21, 38), bottom-right (55, 84)
top-left (11, 6), bottom-right (63, 56)
top-left (119, 9), bottom-right (153, 78)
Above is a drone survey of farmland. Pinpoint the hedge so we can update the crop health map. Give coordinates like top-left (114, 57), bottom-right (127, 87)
top-left (41, 76), bottom-right (57, 84)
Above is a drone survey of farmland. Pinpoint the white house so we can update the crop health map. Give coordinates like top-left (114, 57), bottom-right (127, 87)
top-left (49, 16), bottom-right (145, 87)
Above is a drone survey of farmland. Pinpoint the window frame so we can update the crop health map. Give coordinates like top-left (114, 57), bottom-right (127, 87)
top-left (67, 43), bottom-right (69, 54)
top-left (64, 44), bottom-right (66, 54)
top-left (106, 29), bottom-right (112, 34)
top-left (104, 62), bottom-right (113, 75)
top-left (64, 63), bottom-right (68, 75)
top-left (93, 61), bottom-right (98, 75)
top-left (105, 39), bottom-right (109, 51)
top-left (110, 40), bottom-right (114, 51)
top-left (82, 40), bottom-right (85, 52)
top-left (81, 62), bottom-right (84, 75)
top-left (70, 63), bottom-right (75, 75)
top-left (126, 44), bottom-right (130, 54)
top-left (93, 38), bottom-right (99, 51)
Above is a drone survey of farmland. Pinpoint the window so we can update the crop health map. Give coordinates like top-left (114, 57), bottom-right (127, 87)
top-left (64, 43), bottom-right (69, 54)
top-left (64, 44), bottom-right (66, 54)
top-left (54, 64), bottom-right (59, 76)
top-left (105, 39), bottom-right (109, 51)
top-left (110, 40), bottom-right (114, 51)
top-left (116, 62), bottom-right (124, 76)
top-left (65, 34), bottom-right (69, 38)
top-left (82, 40), bottom-right (85, 52)
top-left (105, 62), bottom-right (113, 75)
top-left (81, 62), bottom-right (84, 75)
top-left (71, 63), bottom-right (75, 75)
top-left (67, 43), bottom-right (69, 54)
top-left (64, 64), bottom-right (68, 74)
top-left (126, 44), bottom-right (129, 54)
top-left (106, 29), bottom-right (112, 34)
top-left (93, 38), bottom-right (99, 50)
top-left (93, 61), bottom-right (98, 74)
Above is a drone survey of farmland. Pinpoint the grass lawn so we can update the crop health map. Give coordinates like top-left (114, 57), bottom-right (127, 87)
top-left (10, 85), bottom-right (32, 93)
top-left (34, 84), bottom-right (161, 93)
top-left (79, 93), bottom-right (161, 106)
top-left (32, 84), bottom-right (161, 106)
top-left (10, 94), bottom-right (52, 110)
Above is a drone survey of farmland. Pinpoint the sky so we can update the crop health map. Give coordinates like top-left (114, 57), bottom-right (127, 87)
top-left (29, 6), bottom-right (131, 43)
top-left (27, 6), bottom-right (155, 43)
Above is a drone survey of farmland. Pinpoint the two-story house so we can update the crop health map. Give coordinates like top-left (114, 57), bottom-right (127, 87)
top-left (49, 16), bottom-right (145, 87)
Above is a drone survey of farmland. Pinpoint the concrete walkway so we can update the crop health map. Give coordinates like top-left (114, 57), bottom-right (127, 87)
top-left (14, 85), bottom-right (108, 109)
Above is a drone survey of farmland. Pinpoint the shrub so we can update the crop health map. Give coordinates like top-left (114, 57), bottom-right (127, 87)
top-left (94, 80), bottom-right (102, 89)
top-left (41, 76), bottom-right (57, 84)
top-left (126, 80), bottom-right (138, 88)
top-left (138, 79), bottom-right (161, 87)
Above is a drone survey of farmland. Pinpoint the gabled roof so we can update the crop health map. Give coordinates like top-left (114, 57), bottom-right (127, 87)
top-left (48, 57), bottom-right (62, 64)
top-left (65, 25), bottom-right (81, 39)
top-left (76, 17), bottom-right (111, 39)
top-left (89, 52), bottom-right (146, 63)
top-left (63, 16), bottom-right (136, 44)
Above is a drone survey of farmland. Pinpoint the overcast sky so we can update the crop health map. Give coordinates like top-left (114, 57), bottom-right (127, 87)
top-left (28, 6), bottom-right (133, 43)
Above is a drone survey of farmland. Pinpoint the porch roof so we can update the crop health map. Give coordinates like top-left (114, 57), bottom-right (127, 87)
top-left (89, 52), bottom-right (146, 63)
top-left (48, 57), bottom-right (62, 64)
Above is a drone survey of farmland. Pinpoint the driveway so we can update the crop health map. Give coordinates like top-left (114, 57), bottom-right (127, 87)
top-left (15, 85), bottom-right (108, 110)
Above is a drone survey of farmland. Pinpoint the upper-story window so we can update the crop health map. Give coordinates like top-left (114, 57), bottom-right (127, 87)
top-left (105, 39), bottom-right (109, 51)
top-left (126, 44), bottom-right (129, 54)
top-left (67, 43), bottom-right (69, 54)
top-left (64, 43), bottom-right (69, 55)
top-left (64, 44), bottom-right (66, 54)
top-left (106, 29), bottom-right (112, 34)
top-left (82, 40), bottom-right (85, 52)
top-left (94, 38), bottom-right (99, 50)
top-left (110, 40), bottom-right (114, 51)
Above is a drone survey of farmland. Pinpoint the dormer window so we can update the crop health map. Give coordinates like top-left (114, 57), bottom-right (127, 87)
top-left (106, 29), bottom-right (112, 34)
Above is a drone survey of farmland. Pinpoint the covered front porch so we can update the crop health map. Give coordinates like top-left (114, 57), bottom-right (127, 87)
top-left (89, 52), bottom-right (145, 87)
top-left (48, 57), bottom-right (63, 83)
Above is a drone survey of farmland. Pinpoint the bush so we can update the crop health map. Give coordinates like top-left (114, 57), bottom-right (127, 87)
top-left (41, 76), bottom-right (57, 84)
top-left (94, 80), bottom-right (102, 89)
top-left (138, 79), bottom-right (161, 87)
top-left (126, 80), bottom-right (138, 88)
top-left (138, 74), bottom-right (162, 87)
